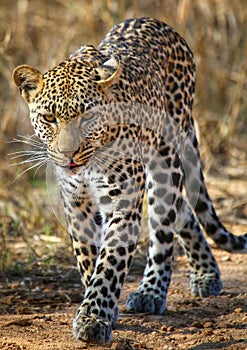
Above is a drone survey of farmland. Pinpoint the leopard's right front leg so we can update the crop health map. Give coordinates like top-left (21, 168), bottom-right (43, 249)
top-left (61, 162), bottom-right (145, 344)
top-left (73, 242), bottom-right (138, 344)
top-left (59, 179), bottom-right (100, 289)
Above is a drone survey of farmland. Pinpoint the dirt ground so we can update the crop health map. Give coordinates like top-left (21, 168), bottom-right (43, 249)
top-left (0, 248), bottom-right (246, 350)
top-left (0, 173), bottom-right (246, 350)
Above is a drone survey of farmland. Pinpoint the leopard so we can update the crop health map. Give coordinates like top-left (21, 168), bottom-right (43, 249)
top-left (13, 17), bottom-right (247, 344)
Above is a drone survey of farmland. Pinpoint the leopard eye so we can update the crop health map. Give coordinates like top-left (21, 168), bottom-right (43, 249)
top-left (83, 112), bottom-right (93, 120)
top-left (43, 114), bottom-right (57, 123)
top-left (77, 113), bottom-right (95, 128)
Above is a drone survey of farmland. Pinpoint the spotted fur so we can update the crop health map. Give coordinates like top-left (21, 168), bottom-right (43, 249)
top-left (13, 17), bottom-right (247, 344)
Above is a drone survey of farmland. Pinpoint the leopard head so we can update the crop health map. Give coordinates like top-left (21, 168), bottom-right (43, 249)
top-left (13, 47), bottom-right (120, 168)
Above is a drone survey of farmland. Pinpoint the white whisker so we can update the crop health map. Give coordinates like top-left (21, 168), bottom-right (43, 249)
top-left (9, 149), bottom-right (45, 156)
top-left (13, 158), bottom-right (49, 182)
top-left (9, 134), bottom-right (45, 149)
top-left (9, 152), bottom-right (46, 161)
top-left (11, 156), bottom-right (47, 166)
top-left (33, 159), bottom-right (49, 178)
top-left (9, 134), bottom-right (49, 181)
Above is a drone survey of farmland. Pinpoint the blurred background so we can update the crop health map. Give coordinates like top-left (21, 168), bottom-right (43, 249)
top-left (0, 0), bottom-right (246, 272)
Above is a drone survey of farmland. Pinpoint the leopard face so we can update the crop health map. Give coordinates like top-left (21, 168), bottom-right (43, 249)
top-left (13, 50), bottom-right (120, 167)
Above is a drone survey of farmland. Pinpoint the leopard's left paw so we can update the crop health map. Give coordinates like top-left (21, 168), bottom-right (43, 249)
top-left (73, 313), bottom-right (112, 344)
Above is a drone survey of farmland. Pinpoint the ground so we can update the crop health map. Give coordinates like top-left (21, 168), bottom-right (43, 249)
top-left (0, 170), bottom-right (246, 350)
top-left (0, 248), bottom-right (246, 350)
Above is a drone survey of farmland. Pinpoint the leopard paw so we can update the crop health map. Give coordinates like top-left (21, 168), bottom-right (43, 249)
top-left (73, 313), bottom-right (112, 344)
top-left (126, 290), bottom-right (166, 314)
top-left (190, 273), bottom-right (223, 297)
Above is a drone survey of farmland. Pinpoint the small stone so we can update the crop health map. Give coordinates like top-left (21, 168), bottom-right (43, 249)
top-left (221, 255), bottom-right (231, 261)
top-left (203, 321), bottom-right (214, 328)
top-left (234, 307), bottom-right (243, 314)
top-left (160, 325), bottom-right (167, 332)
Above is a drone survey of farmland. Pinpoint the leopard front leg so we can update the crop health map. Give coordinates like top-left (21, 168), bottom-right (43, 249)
top-left (73, 243), bottom-right (137, 343)
top-left (72, 162), bottom-right (145, 344)
top-left (60, 182), bottom-right (100, 289)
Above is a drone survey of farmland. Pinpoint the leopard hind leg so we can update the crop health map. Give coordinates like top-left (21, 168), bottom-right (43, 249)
top-left (176, 198), bottom-right (222, 296)
top-left (127, 150), bottom-right (182, 314)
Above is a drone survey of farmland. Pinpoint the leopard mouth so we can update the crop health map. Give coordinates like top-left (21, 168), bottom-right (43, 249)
top-left (56, 158), bottom-right (89, 169)
top-left (55, 160), bottom-right (83, 169)
top-left (69, 161), bottom-right (80, 169)
top-left (54, 148), bottom-right (95, 169)
top-left (67, 160), bottom-right (86, 170)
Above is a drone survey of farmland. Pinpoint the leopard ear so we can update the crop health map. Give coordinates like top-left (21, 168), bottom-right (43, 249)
top-left (93, 56), bottom-right (120, 84)
top-left (13, 65), bottom-right (43, 103)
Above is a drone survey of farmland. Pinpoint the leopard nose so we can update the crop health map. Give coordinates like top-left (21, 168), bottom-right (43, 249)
top-left (59, 150), bottom-right (75, 159)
